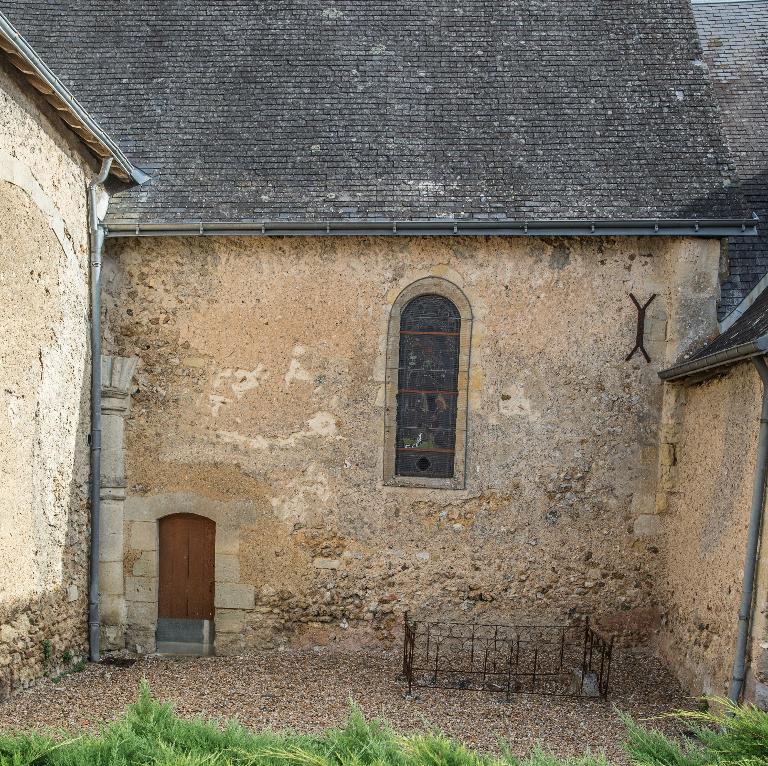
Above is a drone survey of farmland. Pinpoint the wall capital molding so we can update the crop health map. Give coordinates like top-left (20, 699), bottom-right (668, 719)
top-left (101, 355), bottom-right (138, 413)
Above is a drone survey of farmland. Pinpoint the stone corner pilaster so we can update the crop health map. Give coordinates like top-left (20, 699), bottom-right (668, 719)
top-left (98, 355), bottom-right (138, 651)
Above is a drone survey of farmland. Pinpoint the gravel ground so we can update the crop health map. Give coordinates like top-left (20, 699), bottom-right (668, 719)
top-left (0, 649), bottom-right (692, 762)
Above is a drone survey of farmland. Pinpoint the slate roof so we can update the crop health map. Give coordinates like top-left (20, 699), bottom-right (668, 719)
top-left (693, 286), bottom-right (768, 359)
top-left (659, 285), bottom-right (768, 380)
top-left (3, 0), bottom-right (745, 226)
top-left (693, 1), bottom-right (768, 319)
top-left (0, 12), bottom-right (147, 185)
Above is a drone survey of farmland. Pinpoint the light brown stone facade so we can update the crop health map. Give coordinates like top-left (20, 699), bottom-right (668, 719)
top-left (0, 64), bottom-right (757, 702)
top-left (0, 62), bottom-right (93, 695)
top-left (2, 52), bottom-right (760, 700)
top-left (655, 363), bottom-right (768, 704)
top-left (100, 234), bottom-right (722, 655)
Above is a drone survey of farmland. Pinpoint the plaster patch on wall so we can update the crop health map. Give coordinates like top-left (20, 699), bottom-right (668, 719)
top-left (270, 463), bottom-right (332, 526)
top-left (232, 365), bottom-right (268, 398)
top-left (216, 411), bottom-right (340, 452)
top-left (209, 395), bottom-right (230, 417)
top-left (285, 346), bottom-right (313, 386)
top-left (499, 384), bottom-right (540, 421)
top-left (210, 365), bottom-right (268, 415)
top-left (305, 411), bottom-right (338, 437)
top-left (217, 430), bottom-right (268, 450)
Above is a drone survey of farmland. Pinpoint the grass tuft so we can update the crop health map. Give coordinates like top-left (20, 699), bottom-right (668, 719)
top-left (1, 685), bottom-right (767, 766)
top-left (624, 697), bottom-right (768, 766)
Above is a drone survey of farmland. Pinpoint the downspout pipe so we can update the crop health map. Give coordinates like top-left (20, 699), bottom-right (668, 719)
top-left (729, 355), bottom-right (768, 702)
top-left (88, 157), bottom-right (112, 663)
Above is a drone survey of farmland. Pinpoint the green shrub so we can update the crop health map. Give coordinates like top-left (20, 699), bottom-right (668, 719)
top-left (0, 685), bottom-right (767, 766)
top-left (624, 697), bottom-right (768, 766)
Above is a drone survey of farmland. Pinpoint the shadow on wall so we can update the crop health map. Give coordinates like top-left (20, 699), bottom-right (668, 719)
top-left (0, 180), bottom-right (92, 699)
top-left (0, 357), bottom-right (91, 700)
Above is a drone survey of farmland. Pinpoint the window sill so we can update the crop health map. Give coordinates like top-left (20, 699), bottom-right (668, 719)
top-left (384, 475), bottom-right (466, 490)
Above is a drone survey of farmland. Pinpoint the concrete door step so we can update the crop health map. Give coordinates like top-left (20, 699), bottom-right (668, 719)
top-left (156, 618), bottom-right (214, 656)
top-left (156, 640), bottom-right (214, 656)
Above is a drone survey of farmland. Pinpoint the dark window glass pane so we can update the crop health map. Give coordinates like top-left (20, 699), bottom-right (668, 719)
top-left (395, 295), bottom-right (460, 479)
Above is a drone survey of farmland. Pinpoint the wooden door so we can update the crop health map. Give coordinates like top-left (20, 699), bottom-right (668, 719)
top-left (158, 514), bottom-right (215, 620)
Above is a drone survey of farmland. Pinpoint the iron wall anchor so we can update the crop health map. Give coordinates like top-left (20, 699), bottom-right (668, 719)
top-left (626, 293), bottom-right (657, 363)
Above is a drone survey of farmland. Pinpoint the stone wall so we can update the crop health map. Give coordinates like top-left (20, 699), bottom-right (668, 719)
top-left (101, 233), bottom-right (721, 654)
top-left (655, 362), bottom-right (768, 704)
top-left (0, 62), bottom-right (92, 695)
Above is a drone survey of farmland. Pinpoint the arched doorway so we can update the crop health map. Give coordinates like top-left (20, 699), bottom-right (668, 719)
top-left (156, 513), bottom-right (215, 655)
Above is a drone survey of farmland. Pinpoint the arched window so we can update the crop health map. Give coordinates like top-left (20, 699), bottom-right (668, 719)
top-left (384, 278), bottom-right (472, 489)
top-left (396, 295), bottom-right (460, 478)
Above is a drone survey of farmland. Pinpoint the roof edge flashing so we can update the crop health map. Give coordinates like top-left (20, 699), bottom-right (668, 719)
top-left (720, 271), bottom-right (768, 332)
top-left (104, 217), bottom-right (760, 238)
top-left (0, 11), bottom-right (149, 186)
top-left (659, 335), bottom-right (768, 382)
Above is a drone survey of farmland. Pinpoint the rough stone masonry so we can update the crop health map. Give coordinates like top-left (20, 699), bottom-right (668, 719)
top-left (99, 233), bottom-right (721, 655)
top-left (0, 62), bottom-right (92, 697)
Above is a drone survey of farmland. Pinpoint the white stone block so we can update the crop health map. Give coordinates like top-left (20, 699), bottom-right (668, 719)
top-left (633, 514), bottom-right (662, 538)
top-left (216, 609), bottom-right (248, 634)
top-left (127, 600), bottom-right (156, 629)
top-left (99, 517), bottom-right (124, 562)
top-left (101, 595), bottom-right (127, 625)
top-left (215, 526), bottom-right (240, 555)
top-left (100, 561), bottom-right (124, 596)
top-left (215, 554), bottom-right (240, 583)
top-left (215, 583), bottom-right (254, 610)
top-left (125, 576), bottom-right (156, 603)
top-left (129, 521), bottom-right (157, 551)
top-left (132, 550), bottom-right (157, 578)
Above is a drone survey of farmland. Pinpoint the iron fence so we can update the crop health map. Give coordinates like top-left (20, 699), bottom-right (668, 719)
top-left (402, 613), bottom-right (613, 700)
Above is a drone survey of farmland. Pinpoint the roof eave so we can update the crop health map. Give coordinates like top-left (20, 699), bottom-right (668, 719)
top-left (720, 271), bottom-right (768, 332)
top-left (0, 11), bottom-right (148, 186)
top-left (659, 335), bottom-right (768, 382)
top-left (104, 217), bottom-right (760, 238)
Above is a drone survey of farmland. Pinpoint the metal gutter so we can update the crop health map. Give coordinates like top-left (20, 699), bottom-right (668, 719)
top-left (729, 355), bottom-right (768, 702)
top-left (658, 335), bottom-right (768, 381)
top-left (0, 12), bottom-right (149, 186)
top-left (104, 217), bottom-right (759, 239)
top-left (87, 157), bottom-right (112, 663)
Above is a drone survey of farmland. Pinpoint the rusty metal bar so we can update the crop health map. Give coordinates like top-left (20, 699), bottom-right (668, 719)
top-left (559, 627), bottom-right (565, 671)
top-left (402, 615), bottom-right (613, 699)
top-left (626, 293), bottom-right (657, 363)
top-left (398, 389), bottom-right (459, 395)
top-left (400, 330), bottom-right (460, 337)
top-left (403, 612), bottom-right (409, 677)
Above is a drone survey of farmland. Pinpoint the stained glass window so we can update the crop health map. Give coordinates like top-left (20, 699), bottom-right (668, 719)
top-left (395, 294), bottom-right (460, 479)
